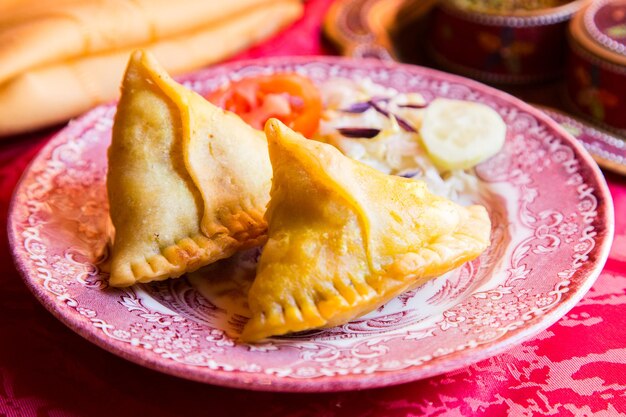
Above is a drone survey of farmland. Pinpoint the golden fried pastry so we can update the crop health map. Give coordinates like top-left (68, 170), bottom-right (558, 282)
top-left (107, 50), bottom-right (271, 287)
top-left (240, 119), bottom-right (491, 342)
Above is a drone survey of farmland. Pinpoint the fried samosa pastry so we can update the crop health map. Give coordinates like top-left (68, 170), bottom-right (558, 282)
top-left (240, 119), bottom-right (491, 342)
top-left (107, 50), bottom-right (271, 287)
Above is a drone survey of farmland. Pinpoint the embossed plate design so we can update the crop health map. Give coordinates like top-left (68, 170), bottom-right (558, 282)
top-left (538, 105), bottom-right (626, 176)
top-left (8, 57), bottom-right (614, 392)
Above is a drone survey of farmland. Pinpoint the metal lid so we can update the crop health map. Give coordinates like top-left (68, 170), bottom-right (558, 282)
top-left (570, 0), bottom-right (626, 66)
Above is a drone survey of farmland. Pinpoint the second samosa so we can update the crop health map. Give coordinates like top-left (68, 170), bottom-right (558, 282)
top-left (241, 119), bottom-right (492, 342)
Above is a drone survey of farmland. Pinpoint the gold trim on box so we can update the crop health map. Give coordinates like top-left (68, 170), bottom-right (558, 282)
top-left (439, 0), bottom-right (585, 26)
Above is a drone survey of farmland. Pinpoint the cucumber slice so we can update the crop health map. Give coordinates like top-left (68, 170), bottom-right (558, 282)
top-left (420, 98), bottom-right (506, 171)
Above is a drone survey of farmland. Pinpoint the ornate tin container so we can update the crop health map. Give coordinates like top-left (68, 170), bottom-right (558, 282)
top-left (428, 0), bottom-right (585, 84)
top-left (566, 0), bottom-right (626, 135)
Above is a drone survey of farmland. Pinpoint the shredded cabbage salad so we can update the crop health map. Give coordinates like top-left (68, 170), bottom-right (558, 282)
top-left (313, 78), bottom-right (481, 205)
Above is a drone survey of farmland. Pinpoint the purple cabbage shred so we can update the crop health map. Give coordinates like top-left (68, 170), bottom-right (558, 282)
top-left (397, 103), bottom-right (427, 109)
top-left (338, 97), bottom-right (421, 135)
top-left (337, 127), bottom-right (381, 138)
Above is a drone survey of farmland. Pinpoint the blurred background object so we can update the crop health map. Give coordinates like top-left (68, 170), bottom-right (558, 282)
top-left (566, 0), bottom-right (626, 136)
top-left (0, 0), bottom-right (304, 137)
top-left (426, 0), bottom-right (585, 84)
top-left (323, 0), bottom-right (406, 59)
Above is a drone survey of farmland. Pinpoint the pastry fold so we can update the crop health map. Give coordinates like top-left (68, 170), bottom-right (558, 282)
top-left (107, 50), bottom-right (271, 287)
top-left (240, 119), bottom-right (491, 342)
top-left (0, 0), bottom-right (303, 136)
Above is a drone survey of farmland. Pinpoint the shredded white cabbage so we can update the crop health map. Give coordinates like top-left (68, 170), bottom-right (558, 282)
top-left (314, 78), bottom-right (480, 205)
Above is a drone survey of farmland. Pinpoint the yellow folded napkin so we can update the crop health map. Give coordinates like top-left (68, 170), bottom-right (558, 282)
top-left (0, 0), bottom-right (303, 136)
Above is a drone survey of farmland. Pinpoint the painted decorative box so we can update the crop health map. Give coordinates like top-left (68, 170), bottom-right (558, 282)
top-left (566, 0), bottom-right (626, 135)
top-left (427, 0), bottom-right (585, 83)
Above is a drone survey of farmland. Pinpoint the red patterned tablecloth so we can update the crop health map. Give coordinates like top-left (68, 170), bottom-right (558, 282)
top-left (1, 1), bottom-right (625, 415)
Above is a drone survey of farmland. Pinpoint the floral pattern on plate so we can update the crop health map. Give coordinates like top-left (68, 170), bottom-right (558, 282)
top-left (8, 57), bottom-right (614, 392)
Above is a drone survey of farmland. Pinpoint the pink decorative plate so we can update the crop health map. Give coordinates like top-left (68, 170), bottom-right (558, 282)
top-left (538, 105), bottom-right (626, 176)
top-left (8, 57), bottom-right (614, 392)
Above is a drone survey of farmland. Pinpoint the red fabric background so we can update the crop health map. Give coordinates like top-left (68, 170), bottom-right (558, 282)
top-left (1, 1), bottom-right (625, 416)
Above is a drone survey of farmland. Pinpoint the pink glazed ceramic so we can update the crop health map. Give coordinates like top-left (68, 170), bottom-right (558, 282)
top-left (540, 105), bottom-right (626, 174)
top-left (8, 57), bottom-right (614, 392)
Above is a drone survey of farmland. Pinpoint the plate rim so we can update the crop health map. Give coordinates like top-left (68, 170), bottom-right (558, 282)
top-left (7, 55), bottom-right (615, 392)
top-left (536, 104), bottom-right (626, 176)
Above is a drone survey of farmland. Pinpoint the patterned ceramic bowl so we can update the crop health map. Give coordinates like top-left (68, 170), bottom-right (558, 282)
top-left (565, 0), bottom-right (626, 135)
top-left (428, 0), bottom-right (585, 83)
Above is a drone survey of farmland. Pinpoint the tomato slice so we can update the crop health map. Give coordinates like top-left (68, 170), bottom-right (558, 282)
top-left (207, 73), bottom-right (322, 138)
